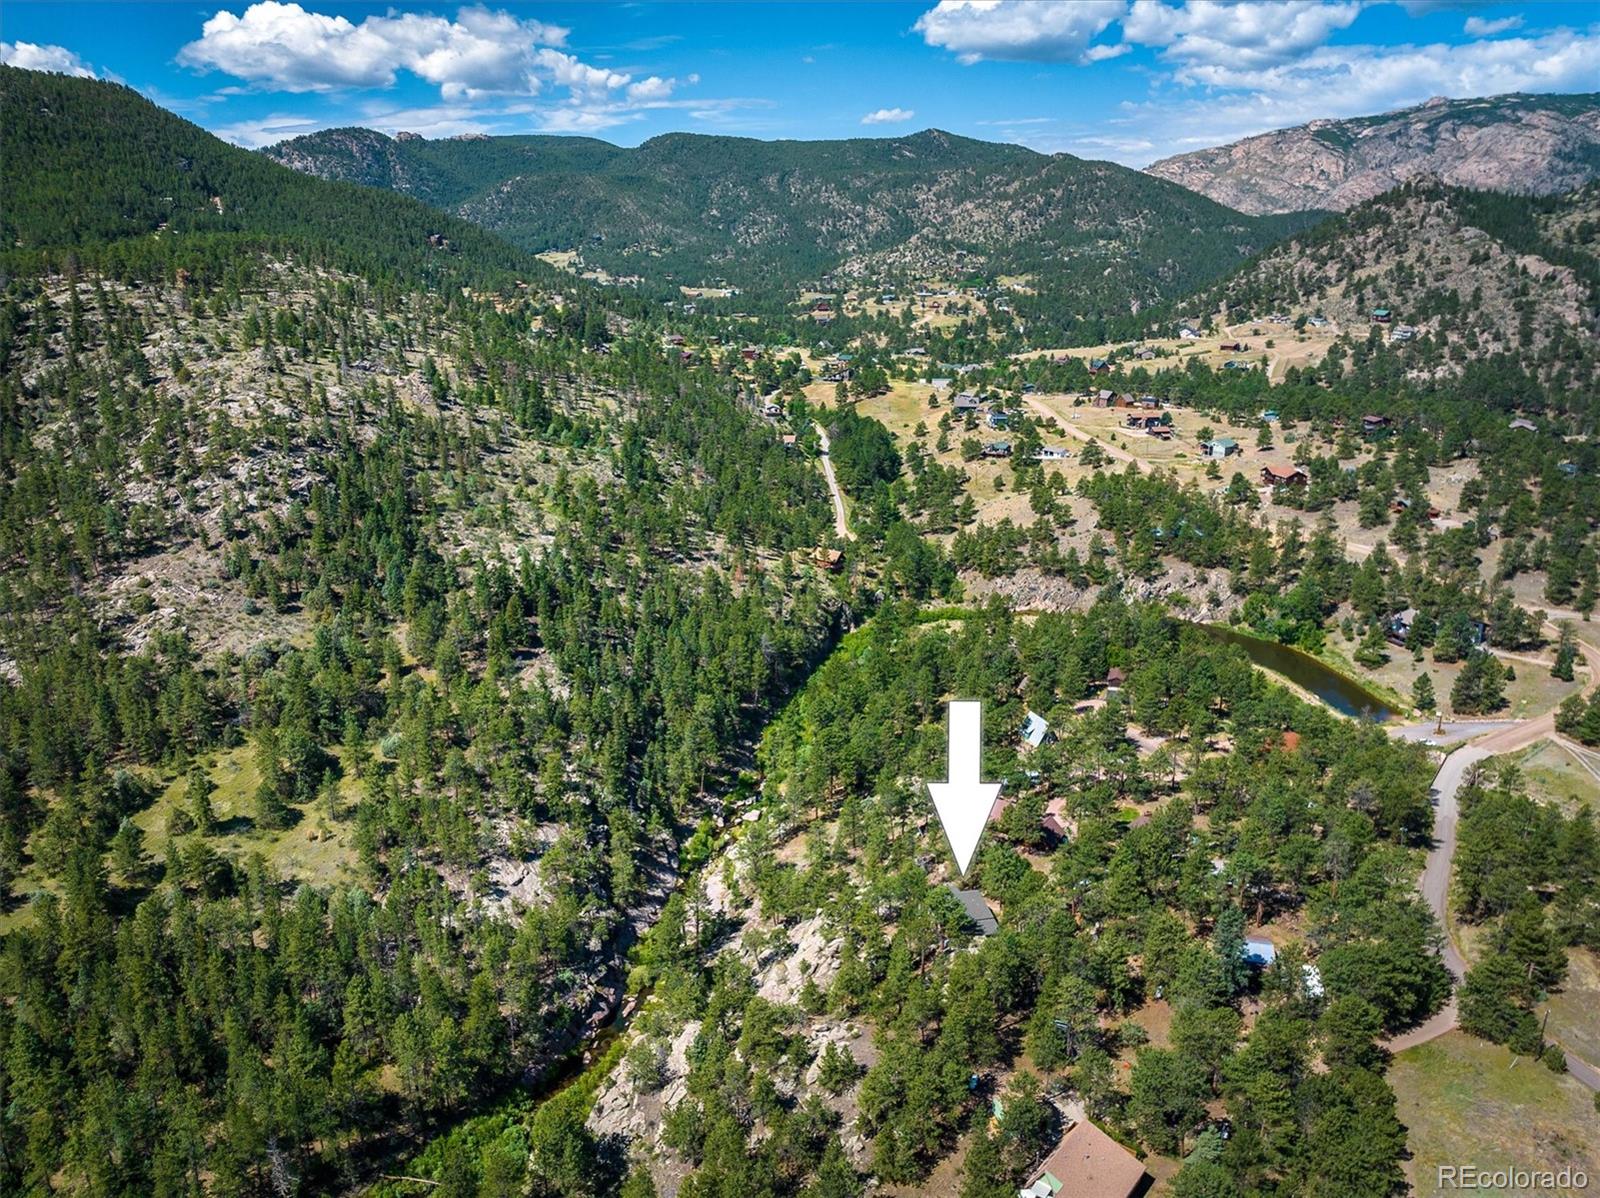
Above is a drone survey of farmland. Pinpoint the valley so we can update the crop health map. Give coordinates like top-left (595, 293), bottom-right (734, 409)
top-left (1, 49), bottom-right (1598, 1198)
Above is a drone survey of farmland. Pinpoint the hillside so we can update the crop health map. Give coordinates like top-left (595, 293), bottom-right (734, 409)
top-left (1147, 92), bottom-right (1600, 216)
top-left (1183, 180), bottom-right (1600, 395)
top-left (264, 125), bottom-right (1317, 314)
top-left (0, 66), bottom-right (543, 287)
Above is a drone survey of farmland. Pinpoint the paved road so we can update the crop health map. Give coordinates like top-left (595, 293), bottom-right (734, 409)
top-left (814, 426), bottom-right (854, 542)
top-left (1384, 630), bottom-right (1600, 1087)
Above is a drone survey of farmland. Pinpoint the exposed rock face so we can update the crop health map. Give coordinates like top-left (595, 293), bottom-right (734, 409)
top-left (1147, 93), bottom-right (1600, 214)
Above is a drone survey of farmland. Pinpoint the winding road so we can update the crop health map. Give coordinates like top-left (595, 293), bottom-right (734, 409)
top-left (1385, 630), bottom-right (1600, 1089)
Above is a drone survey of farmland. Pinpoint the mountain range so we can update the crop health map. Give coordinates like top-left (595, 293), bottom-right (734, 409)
top-left (263, 125), bottom-right (1315, 313)
top-left (1146, 92), bottom-right (1600, 215)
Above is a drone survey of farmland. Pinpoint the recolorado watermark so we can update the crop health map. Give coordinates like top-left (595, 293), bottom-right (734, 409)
top-left (1438, 1165), bottom-right (1589, 1192)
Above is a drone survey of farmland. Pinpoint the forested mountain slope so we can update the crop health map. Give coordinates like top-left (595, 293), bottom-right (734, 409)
top-left (0, 66), bottom-right (544, 288)
top-left (264, 125), bottom-right (1317, 314)
top-left (1183, 180), bottom-right (1600, 397)
top-left (1147, 92), bottom-right (1600, 215)
top-left (0, 66), bottom-right (852, 1195)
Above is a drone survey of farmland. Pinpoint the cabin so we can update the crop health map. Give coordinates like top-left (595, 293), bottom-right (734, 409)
top-left (1126, 413), bottom-right (1167, 431)
top-left (1020, 711), bottom-right (1053, 749)
top-left (1371, 307), bottom-right (1392, 324)
top-left (1361, 413), bottom-right (1392, 435)
top-left (781, 434), bottom-right (797, 450)
top-left (1203, 438), bottom-right (1240, 459)
top-left (987, 409), bottom-right (1011, 430)
top-left (1092, 389), bottom-right (1117, 407)
top-left (946, 885), bottom-right (999, 937)
top-left (1088, 358), bottom-right (1112, 374)
top-left (953, 392), bottom-right (982, 414)
top-left (982, 441), bottom-right (1013, 459)
top-left (1261, 464), bottom-right (1308, 487)
top-left (1149, 426), bottom-right (1173, 440)
top-left (814, 548), bottom-right (844, 572)
top-left (1103, 667), bottom-right (1126, 694)
top-left (1019, 1120), bottom-right (1146, 1198)
top-left (1218, 341), bottom-right (1244, 352)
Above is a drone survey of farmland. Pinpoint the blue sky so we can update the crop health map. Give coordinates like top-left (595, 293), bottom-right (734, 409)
top-left (3, 2), bottom-right (1596, 163)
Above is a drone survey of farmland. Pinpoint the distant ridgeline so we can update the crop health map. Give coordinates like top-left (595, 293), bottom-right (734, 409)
top-left (263, 123), bottom-right (1321, 329)
top-left (0, 66), bottom-right (568, 299)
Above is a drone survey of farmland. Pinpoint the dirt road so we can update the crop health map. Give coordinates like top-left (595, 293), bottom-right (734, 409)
top-left (1022, 396), bottom-right (1148, 471)
top-left (814, 426), bottom-right (854, 541)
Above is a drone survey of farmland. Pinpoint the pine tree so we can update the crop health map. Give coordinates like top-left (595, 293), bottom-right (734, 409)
top-left (184, 764), bottom-right (216, 835)
top-left (1412, 672), bottom-right (1436, 713)
top-left (1552, 623), bottom-right (1577, 682)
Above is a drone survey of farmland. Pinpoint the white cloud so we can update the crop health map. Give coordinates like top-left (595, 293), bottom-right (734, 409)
top-left (1122, 1), bottom-right (1363, 73)
top-left (915, 0), bottom-right (1125, 64)
top-left (862, 106), bottom-right (916, 125)
top-left (0, 40), bottom-right (98, 77)
top-left (1463, 14), bottom-right (1523, 36)
top-left (180, 3), bottom-right (588, 98)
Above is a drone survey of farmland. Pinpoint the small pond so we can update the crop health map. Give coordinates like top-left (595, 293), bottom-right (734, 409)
top-left (1198, 624), bottom-right (1403, 722)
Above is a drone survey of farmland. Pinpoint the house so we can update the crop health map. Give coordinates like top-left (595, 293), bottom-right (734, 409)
top-left (781, 434), bottom-right (798, 450)
top-left (983, 441), bottom-right (1014, 459)
top-left (1261, 464), bottom-right (1308, 487)
top-left (762, 401), bottom-right (784, 417)
top-left (931, 377), bottom-right (953, 391)
top-left (1178, 325), bottom-right (1200, 340)
top-left (814, 548), bottom-right (844, 572)
top-left (1260, 409), bottom-right (1280, 422)
top-left (1308, 315), bottom-right (1329, 327)
top-left (1371, 307), bottom-right (1392, 324)
top-left (953, 392), bottom-right (982, 414)
top-left (1135, 348), bottom-right (1156, 361)
top-left (1126, 413), bottom-right (1167, 431)
top-left (1020, 711), bottom-right (1052, 749)
top-left (1223, 360), bottom-right (1256, 371)
top-left (1508, 417), bottom-right (1537, 432)
top-left (1218, 341), bottom-right (1245, 352)
top-left (1092, 389), bottom-right (1116, 407)
top-left (946, 885), bottom-right (999, 937)
top-left (1243, 937), bottom-right (1276, 967)
top-left (1088, 358), bottom-right (1112, 374)
top-left (1149, 426), bottom-right (1173, 440)
top-left (1034, 446), bottom-right (1070, 461)
top-left (987, 409), bottom-right (1011, 429)
top-left (1019, 1120), bottom-right (1146, 1198)
top-left (1389, 325), bottom-right (1416, 343)
top-left (1386, 608), bottom-right (1418, 645)
top-left (1361, 413), bottom-right (1392, 435)
top-left (741, 346), bottom-right (760, 362)
top-left (1103, 667), bottom-right (1126, 693)
top-left (1203, 437), bottom-right (1240, 459)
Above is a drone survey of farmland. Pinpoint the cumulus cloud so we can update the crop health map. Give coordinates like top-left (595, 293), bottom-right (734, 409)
top-left (915, 0), bottom-right (1125, 64)
top-left (179, 3), bottom-right (570, 95)
top-left (0, 40), bottom-right (98, 77)
top-left (1122, 1), bottom-right (1363, 73)
top-left (862, 106), bottom-right (916, 125)
top-left (1463, 14), bottom-right (1524, 37)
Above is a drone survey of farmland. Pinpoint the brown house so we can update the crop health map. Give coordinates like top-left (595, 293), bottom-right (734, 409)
top-left (1022, 1120), bottom-right (1146, 1198)
top-left (1261, 464), bottom-right (1308, 487)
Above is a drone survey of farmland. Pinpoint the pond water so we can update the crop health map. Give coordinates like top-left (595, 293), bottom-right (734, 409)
top-left (1199, 624), bottom-right (1403, 722)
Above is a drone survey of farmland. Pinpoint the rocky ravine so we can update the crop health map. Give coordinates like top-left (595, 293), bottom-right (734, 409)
top-left (1147, 92), bottom-right (1600, 215)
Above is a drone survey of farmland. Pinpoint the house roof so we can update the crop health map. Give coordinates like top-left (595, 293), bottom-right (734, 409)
top-left (1105, 667), bottom-right (1126, 685)
top-left (1243, 937), bottom-right (1276, 966)
top-left (1021, 710), bottom-right (1051, 748)
top-left (1262, 464), bottom-right (1304, 482)
top-left (946, 885), bottom-right (999, 936)
top-left (1209, 437), bottom-right (1238, 450)
top-left (1029, 1120), bottom-right (1146, 1198)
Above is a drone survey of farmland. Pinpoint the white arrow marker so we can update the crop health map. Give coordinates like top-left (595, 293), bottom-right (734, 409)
top-left (927, 699), bottom-right (1002, 877)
